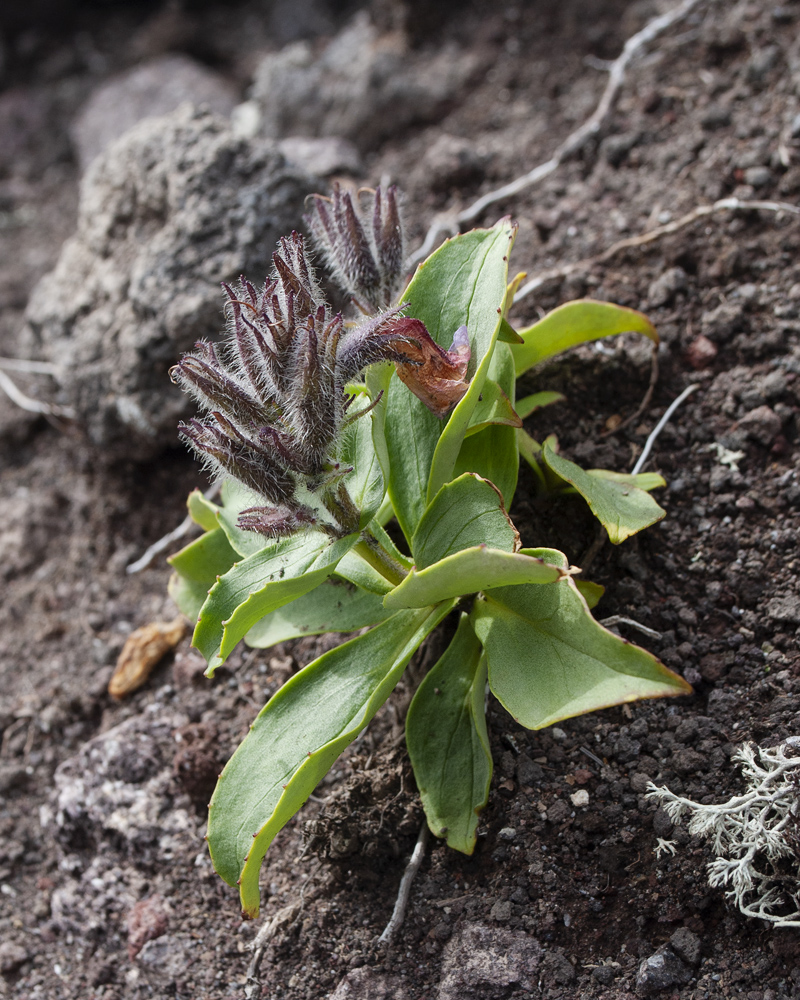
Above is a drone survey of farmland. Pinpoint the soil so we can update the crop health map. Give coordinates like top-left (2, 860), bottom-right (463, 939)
top-left (2, 1), bottom-right (800, 998)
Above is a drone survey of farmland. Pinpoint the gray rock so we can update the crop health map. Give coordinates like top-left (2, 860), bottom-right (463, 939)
top-left (53, 709), bottom-right (191, 854)
top-left (490, 899), bottom-right (512, 922)
top-left (250, 12), bottom-right (479, 152)
top-left (327, 967), bottom-right (403, 999)
top-left (669, 927), bottom-right (702, 966)
top-left (636, 945), bottom-right (693, 995)
top-left (21, 105), bottom-right (318, 458)
top-left (744, 166), bottom-right (772, 188)
top-left (137, 933), bottom-right (198, 983)
top-left (71, 55), bottom-right (238, 171)
top-left (437, 922), bottom-right (541, 1000)
top-left (736, 405), bottom-right (782, 446)
top-left (600, 131), bottom-right (641, 167)
top-left (765, 594), bottom-right (800, 624)
top-left (278, 135), bottom-right (363, 177)
top-left (0, 941), bottom-right (31, 973)
top-left (648, 267), bottom-right (687, 308)
top-left (413, 133), bottom-right (489, 192)
top-left (516, 753), bottom-right (544, 786)
top-left (701, 302), bottom-right (743, 343)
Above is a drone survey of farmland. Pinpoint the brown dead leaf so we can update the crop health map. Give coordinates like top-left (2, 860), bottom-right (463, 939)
top-left (109, 617), bottom-right (186, 699)
top-left (390, 320), bottom-right (471, 418)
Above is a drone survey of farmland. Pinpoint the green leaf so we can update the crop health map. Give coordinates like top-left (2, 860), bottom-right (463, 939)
top-left (411, 473), bottom-right (518, 568)
top-left (464, 377), bottom-right (522, 437)
top-left (497, 318), bottom-right (524, 344)
top-left (383, 546), bottom-right (564, 610)
top-left (516, 429), bottom-right (548, 492)
top-left (511, 299), bottom-right (658, 377)
top-left (193, 531), bottom-right (359, 674)
top-left (339, 398), bottom-right (386, 529)
top-left (168, 527), bottom-right (240, 620)
top-left (588, 469), bottom-right (666, 492)
top-left (455, 341), bottom-right (519, 508)
top-left (244, 577), bottom-right (391, 647)
top-left (335, 549), bottom-right (394, 595)
top-left (384, 222), bottom-right (515, 542)
top-left (188, 489), bottom-right (221, 531)
top-left (515, 391), bottom-right (565, 420)
top-left (471, 549), bottom-right (691, 730)
top-left (207, 601), bottom-right (455, 917)
top-left (406, 614), bottom-right (491, 853)
top-left (541, 436), bottom-right (665, 543)
top-left (574, 579), bottom-right (605, 610)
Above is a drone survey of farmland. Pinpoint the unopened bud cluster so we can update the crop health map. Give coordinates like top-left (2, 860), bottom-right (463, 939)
top-left (174, 185), bottom-right (472, 539)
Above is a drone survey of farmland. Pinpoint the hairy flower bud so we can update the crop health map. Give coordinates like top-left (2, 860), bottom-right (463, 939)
top-left (305, 184), bottom-right (406, 313)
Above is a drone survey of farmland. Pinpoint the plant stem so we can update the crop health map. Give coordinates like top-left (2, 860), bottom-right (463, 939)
top-left (354, 532), bottom-right (408, 587)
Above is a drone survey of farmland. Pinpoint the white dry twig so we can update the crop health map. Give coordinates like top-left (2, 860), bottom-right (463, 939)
top-left (378, 823), bottom-right (430, 945)
top-left (599, 615), bottom-right (662, 640)
top-left (126, 483), bottom-right (220, 574)
top-left (647, 739), bottom-right (800, 927)
top-left (515, 197), bottom-right (800, 302)
top-left (408, 0), bottom-right (708, 267)
top-left (631, 383), bottom-right (699, 475)
top-left (0, 366), bottom-right (74, 418)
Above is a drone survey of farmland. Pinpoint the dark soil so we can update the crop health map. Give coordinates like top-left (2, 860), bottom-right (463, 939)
top-left (2, 1), bottom-right (800, 998)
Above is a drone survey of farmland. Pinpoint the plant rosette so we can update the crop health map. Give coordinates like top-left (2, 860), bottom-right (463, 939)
top-left (168, 186), bottom-right (691, 917)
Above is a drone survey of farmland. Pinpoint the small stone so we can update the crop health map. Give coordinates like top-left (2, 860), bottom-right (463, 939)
top-left (670, 927), bottom-right (702, 966)
top-left (438, 922), bottom-right (541, 999)
top-left (128, 895), bottom-right (169, 961)
top-left (636, 945), bottom-right (693, 995)
top-left (600, 131), bottom-right (640, 167)
top-left (516, 754), bottom-right (544, 786)
top-left (0, 941), bottom-right (30, 973)
top-left (701, 105), bottom-right (732, 130)
top-left (652, 807), bottom-right (673, 838)
top-left (765, 595), bottom-right (800, 625)
top-left (701, 302), bottom-right (742, 343)
top-left (546, 799), bottom-right (571, 824)
top-left (498, 827), bottom-right (517, 841)
top-left (490, 900), bottom-right (512, 923)
top-left (686, 334), bottom-right (717, 370)
top-left (570, 789), bottom-right (590, 807)
top-left (648, 267), bottom-right (687, 308)
top-left (592, 964), bottom-right (617, 984)
top-left (744, 166), bottom-right (772, 188)
top-left (736, 405), bottom-right (782, 446)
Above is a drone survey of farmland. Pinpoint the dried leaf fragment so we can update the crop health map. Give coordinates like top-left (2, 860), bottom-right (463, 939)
top-left (390, 320), bottom-right (471, 418)
top-left (109, 617), bottom-right (186, 698)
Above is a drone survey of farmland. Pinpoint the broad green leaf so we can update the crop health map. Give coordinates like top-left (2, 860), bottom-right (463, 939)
top-left (427, 224), bottom-right (516, 504)
top-left (471, 549), bottom-right (691, 730)
top-left (188, 489), bottom-right (221, 531)
top-left (244, 577), bottom-right (391, 647)
top-left (455, 341), bottom-right (519, 507)
top-left (411, 473), bottom-right (518, 569)
top-left (208, 601), bottom-right (455, 917)
top-left (516, 391), bottom-right (565, 420)
top-left (511, 300), bottom-right (658, 377)
top-left (575, 579), bottom-right (605, 609)
top-left (335, 549), bottom-right (394, 595)
top-left (588, 469), bottom-right (666, 493)
top-left (464, 378), bottom-right (521, 437)
top-left (406, 614), bottom-right (491, 853)
top-left (194, 531), bottom-right (359, 674)
top-left (384, 546), bottom-right (564, 610)
top-left (338, 399), bottom-right (386, 529)
top-left (542, 436), bottom-right (665, 543)
top-left (168, 527), bottom-right (239, 620)
top-left (384, 223), bottom-right (515, 542)
top-left (516, 428), bottom-right (547, 491)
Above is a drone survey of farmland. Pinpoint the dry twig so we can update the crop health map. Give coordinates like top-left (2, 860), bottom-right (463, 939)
top-left (378, 823), bottom-right (430, 945)
top-left (408, 0), bottom-right (708, 267)
top-left (0, 366), bottom-right (73, 418)
top-left (515, 197), bottom-right (800, 302)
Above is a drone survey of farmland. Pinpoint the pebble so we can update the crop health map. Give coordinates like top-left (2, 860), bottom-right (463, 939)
top-left (736, 405), bottom-right (782, 446)
top-left (636, 945), bottom-right (693, 995)
top-left (648, 267), bottom-right (687, 308)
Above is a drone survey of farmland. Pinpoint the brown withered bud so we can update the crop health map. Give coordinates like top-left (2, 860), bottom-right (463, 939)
top-left (305, 184), bottom-right (406, 313)
top-left (390, 322), bottom-right (471, 418)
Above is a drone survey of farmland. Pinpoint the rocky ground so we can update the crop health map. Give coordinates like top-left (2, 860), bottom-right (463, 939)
top-left (2, 0), bottom-right (800, 998)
